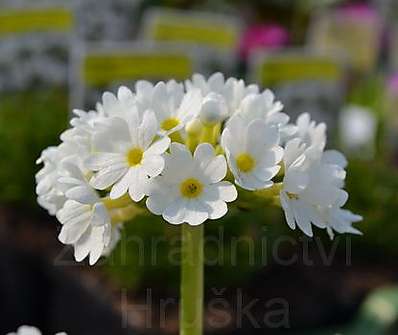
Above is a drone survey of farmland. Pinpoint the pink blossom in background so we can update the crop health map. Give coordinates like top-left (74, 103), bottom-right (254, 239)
top-left (336, 2), bottom-right (385, 59)
top-left (387, 73), bottom-right (398, 96)
top-left (239, 24), bottom-right (289, 61)
top-left (337, 3), bottom-right (379, 22)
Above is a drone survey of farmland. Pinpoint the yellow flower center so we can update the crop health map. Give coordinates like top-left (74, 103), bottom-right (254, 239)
top-left (180, 178), bottom-right (203, 199)
top-left (161, 117), bottom-right (180, 131)
top-left (236, 153), bottom-right (255, 173)
top-left (287, 192), bottom-right (299, 200)
top-left (127, 147), bottom-right (144, 166)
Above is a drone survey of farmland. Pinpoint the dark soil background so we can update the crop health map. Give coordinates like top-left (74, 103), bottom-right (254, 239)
top-left (0, 205), bottom-right (395, 334)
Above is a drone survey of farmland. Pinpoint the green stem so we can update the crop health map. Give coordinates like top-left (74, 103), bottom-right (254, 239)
top-left (180, 224), bottom-right (204, 335)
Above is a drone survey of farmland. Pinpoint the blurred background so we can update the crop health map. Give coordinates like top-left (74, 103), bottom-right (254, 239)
top-left (1, 0), bottom-right (398, 334)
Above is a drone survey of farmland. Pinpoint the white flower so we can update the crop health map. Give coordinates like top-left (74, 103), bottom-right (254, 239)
top-left (149, 81), bottom-right (202, 135)
top-left (199, 92), bottom-right (229, 125)
top-left (7, 325), bottom-right (66, 335)
top-left (34, 76), bottom-right (362, 258)
top-left (36, 118), bottom-right (98, 215)
top-left (54, 158), bottom-right (120, 265)
top-left (317, 150), bottom-right (361, 238)
top-left (86, 109), bottom-right (170, 202)
top-left (135, 79), bottom-right (184, 113)
top-left (60, 107), bottom-right (112, 165)
top-left (229, 77), bottom-right (260, 112)
top-left (320, 190), bottom-right (363, 239)
top-left (279, 139), bottom-right (333, 236)
top-left (57, 198), bottom-right (113, 265)
top-left (280, 138), bottom-right (361, 237)
top-left (57, 158), bottom-right (98, 204)
top-left (36, 147), bottom-right (66, 215)
top-left (36, 147), bottom-right (61, 194)
top-left (186, 72), bottom-right (229, 97)
top-left (99, 86), bottom-right (135, 118)
top-left (221, 117), bottom-right (283, 190)
top-left (7, 326), bottom-right (42, 335)
top-left (36, 110), bottom-right (103, 214)
top-left (186, 72), bottom-right (259, 115)
top-left (232, 90), bottom-right (297, 140)
top-left (134, 80), bottom-right (154, 109)
top-left (295, 113), bottom-right (326, 150)
top-left (238, 90), bottom-right (283, 120)
top-left (146, 143), bottom-right (237, 225)
top-left (69, 108), bottom-right (104, 131)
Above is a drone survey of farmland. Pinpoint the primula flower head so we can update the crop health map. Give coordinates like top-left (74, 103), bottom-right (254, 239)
top-left (36, 73), bottom-right (362, 265)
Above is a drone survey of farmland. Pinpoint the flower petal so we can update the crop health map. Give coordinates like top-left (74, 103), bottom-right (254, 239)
top-left (110, 169), bottom-right (132, 199)
top-left (58, 210), bottom-right (91, 244)
top-left (163, 198), bottom-right (188, 225)
top-left (91, 202), bottom-right (110, 227)
top-left (90, 164), bottom-right (128, 190)
top-left (245, 119), bottom-right (275, 150)
top-left (85, 153), bottom-right (125, 171)
top-left (65, 186), bottom-right (97, 205)
top-left (142, 155), bottom-right (165, 177)
top-left (280, 192), bottom-right (296, 230)
top-left (194, 143), bottom-right (227, 183)
top-left (209, 181), bottom-right (237, 202)
top-left (322, 150), bottom-right (348, 168)
top-left (127, 168), bottom-right (148, 202)
top-left (292, 202), bottom-right (313, 237)
top-left (205, 199), bottom-right (228, 220)
top-left (139, 110), bottom-right (159, 149)
top-left (183, 200), bottom-right (209, 225)
top-left (145, 136), bottom-right (170, 156)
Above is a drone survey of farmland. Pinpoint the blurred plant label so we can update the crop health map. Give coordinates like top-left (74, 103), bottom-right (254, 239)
top-left (0, 8), bottom-right (73, 36)
top-left (0, 5), bottom-right (73, 91)
top-left (249, 51), bottom-right (344, 87)
top-left (83, 52), bottom-right (193, 87)
top-left (141, 8), bottom-right (241, 52)
top-left (309, 9), bottom-right (382, 72)
top-left (74, 0), bottom-right (141, 42)
top-left (248, 50), bottom-right (344, 134)
top-left (72, 43), bottom-right (198, 109)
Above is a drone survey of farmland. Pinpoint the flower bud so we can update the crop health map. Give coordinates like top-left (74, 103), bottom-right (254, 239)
top-left (199, 93), bottom-right (229, 125)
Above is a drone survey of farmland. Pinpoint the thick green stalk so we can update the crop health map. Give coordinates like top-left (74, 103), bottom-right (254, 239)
top-left (180, 224), bottom-right (204, 335)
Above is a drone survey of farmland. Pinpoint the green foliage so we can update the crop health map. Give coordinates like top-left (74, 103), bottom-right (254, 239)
top-left (345, 159), bottom-right (398, 257)
top-left (345, 75), bottom-right (388, 157)
top-left (347, 75), bottom-right (385, 118)
top-left (0, 89), bottom-right (68, 205)
top-left (293, 286), bottom-right (398, 335)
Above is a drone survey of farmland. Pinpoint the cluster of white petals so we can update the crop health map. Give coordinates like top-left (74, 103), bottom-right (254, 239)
top-left (36, 73), bottom-right (362, 265)
top-left (280, 113), bottom-right (362, 238)
top-left (7, 325), bottom-right (66, 335)
top-left (146, 143), bottom-right (237, 226)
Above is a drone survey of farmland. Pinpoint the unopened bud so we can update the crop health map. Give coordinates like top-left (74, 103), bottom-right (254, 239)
top-left (199, 93), bottom-right (229, 125)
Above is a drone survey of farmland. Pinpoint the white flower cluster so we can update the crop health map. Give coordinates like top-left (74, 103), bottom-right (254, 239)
top-left (7, 325), bottom-right (66, 335)
top-left (36, 73), bottom-right (362, 265)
